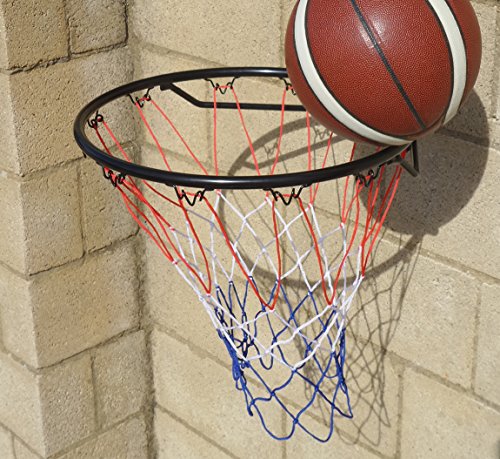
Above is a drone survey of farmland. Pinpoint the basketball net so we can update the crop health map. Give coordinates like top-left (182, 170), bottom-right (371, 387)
top-left (90, 82), bottom-right (405, 442)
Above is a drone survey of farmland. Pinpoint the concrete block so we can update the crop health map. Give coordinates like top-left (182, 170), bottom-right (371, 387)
top-left (445, 2), bottom-right (497, 139)
top-left (0, 74), bottom-right (18, 173)
top-left (155, 408), bottom-right (233, 459)
top-left (58, 416), bottom-right (148, 459)
top-left (475, 283), bottom-right (500, 406)
top-left (0, 0), bottom-right (67, 69)
top-left (0, 190), bottom-right (137, 367)
top-left (282, 1), bottom-right (295, 65)
top-left (132, 0), bottom-right (282, 67)
top-left (0, 8), bottom-right (7, 69)
top-left (23, 165), bottom-right (84, 274)
top-left (355, 239), bottom-right (477, 388)
top-left (497, 65), bottom-right (500, 121)
top-left (151, 330), bottom-right (284, 458)
top-left (143, 236), bottom-right (226, 360)
top-left (38, 354), bottom-right (95, 456)
top-left (80, 159), bottom-right (137, 252)
top-left (66, 0), bottom-right (127, 54)
top-left (0, 264), bottom-right (37, 365)
top-left (8, 48), bottom-right (133, 174)
top-left (401, 369), bottom-right (500, 458)
top-left (0, 175), bottom-right (26, 272)
top-left (134, 42), bottom-right (211, 78)
top-left (93, 331), bottom-right (148, 428)
top-left (135, 46), bottom-right (212, 166)
top-left (1, 243), bottom-right (139, 368)
top-left (490, 120), bottom-right (500, 151)
top-left (0, 352), bottom-right (44, 453)
top-left (0, 425), bottom-right (14, 459)
top-left (335, 343), bottom-right (401, 457)
top-left (285, 416), bottom-right (380, 459)
top-left (0, 166), bottom-right (84, 275)
top-left (30, 243), bottom-right (139, 367)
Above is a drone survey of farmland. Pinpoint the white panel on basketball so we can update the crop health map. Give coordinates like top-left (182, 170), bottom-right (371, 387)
top-left (425, 0), bottom-right (468, 124)
top-left (294, 0), bottom-right (409, 146)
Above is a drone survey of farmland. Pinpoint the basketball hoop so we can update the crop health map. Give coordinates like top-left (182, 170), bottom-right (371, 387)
top-left (74, 67), bottom-right (418, 442)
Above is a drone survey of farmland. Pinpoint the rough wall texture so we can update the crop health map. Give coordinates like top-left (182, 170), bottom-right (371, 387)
top-left (0, 1), bottom-right (150, 458)
top-left (0, 1), bottom-right (498, 459)
top-left (129, 0), bottom-right (500, 458)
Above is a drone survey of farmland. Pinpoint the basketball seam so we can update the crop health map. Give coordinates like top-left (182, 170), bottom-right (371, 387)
top-left (348, 0), bottom-right (427, 131)
top-left (442, 0), bottom-right (469, 107)
top-left (423, 0), bottom-right (468, 123)
top-left (423, 0), bottom-right (455, 122)
top-left (297, 0), bottom-right (412, 143)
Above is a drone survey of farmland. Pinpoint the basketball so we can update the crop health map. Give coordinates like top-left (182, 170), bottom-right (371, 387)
top-left (285, 0), bottom-right (482, 146)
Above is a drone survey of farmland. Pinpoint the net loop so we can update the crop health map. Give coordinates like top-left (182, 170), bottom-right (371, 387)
top-left (356, 165), bottom-right (384, 188)
top-left (87, 111), bottom-right (104, 129)
top-left (280, 77), bottom-right (297, 95)
top-left (128, 88), bottom-right (153, 107)
top-left (265, 185), bottom-right (310, 206)
top-left (174, 187), bottom-right (209, 207)
top-left (205, 76), bottom-right (239, 94)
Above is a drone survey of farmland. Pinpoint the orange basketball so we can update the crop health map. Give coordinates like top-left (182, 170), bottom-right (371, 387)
top-left (285, 0), bottom-right (482, 145)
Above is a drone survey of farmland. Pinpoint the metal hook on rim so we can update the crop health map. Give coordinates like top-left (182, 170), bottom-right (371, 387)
top-left (356, 166), bottom-right (383, 188)
top-left (87, 111), bottom-right (104, 129)
top-left (102, 167), bottom-right (126, 188)
top-left (280, 77), bottom-right (297, 95)
top-left (265, 185), bottom-right (310, 206)
top-left (174, 187), bottom-right (209, 206)
top-left (205, 76), bottom-right (239, 94)
top-left (128, 88), bottom-right (153, 107)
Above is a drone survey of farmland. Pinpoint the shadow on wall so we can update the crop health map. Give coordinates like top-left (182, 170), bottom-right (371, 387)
top-left (220, 88), bottom-right (489, 447)
top-left (381, 90), bottom-right (490, 237)
top-left (343, 89), bottom-right (490, 451)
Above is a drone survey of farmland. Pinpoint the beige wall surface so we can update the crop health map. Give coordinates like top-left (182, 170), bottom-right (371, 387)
top-left (0, 1), bottom-right (150, 458)
top-left (0, 1), bottom-right (498, 458)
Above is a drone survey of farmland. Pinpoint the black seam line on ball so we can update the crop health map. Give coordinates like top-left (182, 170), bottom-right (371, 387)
top-left (298, 3), bottom-right (411, 142)
top-left (348, 0), bottom-right (427, 130)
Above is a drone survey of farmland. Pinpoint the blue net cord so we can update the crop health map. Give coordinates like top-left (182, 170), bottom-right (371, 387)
top-left (213, 279), bottom-right (354, 442)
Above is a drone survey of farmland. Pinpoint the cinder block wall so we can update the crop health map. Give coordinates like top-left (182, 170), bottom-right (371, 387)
top-left (0, 1), bottom-right (151, 458)
top-left (129, 1), bottom-right (500, 458)
top-left (1, 1), bottom-right (499, 459)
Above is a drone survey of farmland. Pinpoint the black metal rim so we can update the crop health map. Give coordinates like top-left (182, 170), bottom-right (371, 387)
top-left (73, 67), bottom-right (412, 190)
